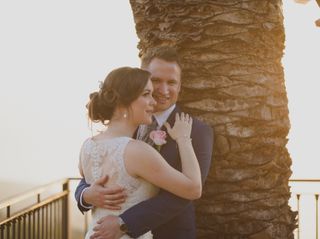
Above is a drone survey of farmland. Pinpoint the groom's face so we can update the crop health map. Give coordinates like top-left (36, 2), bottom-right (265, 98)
top-left (146, 58), bottom-right (181, 112)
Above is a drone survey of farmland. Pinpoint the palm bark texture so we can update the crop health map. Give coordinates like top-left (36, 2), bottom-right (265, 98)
top-left (130, 0), bottom-right (297, 238)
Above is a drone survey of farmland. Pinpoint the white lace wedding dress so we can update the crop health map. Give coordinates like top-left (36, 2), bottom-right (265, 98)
top-left (80, 136), bottom-right (158, 239)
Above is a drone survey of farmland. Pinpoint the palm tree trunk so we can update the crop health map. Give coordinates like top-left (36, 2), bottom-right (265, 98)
top-left (130, 0), bottom-right (297, 238)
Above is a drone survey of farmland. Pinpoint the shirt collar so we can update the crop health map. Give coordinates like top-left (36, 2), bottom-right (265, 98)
top-left (153, 104), bottom-right (176, 128)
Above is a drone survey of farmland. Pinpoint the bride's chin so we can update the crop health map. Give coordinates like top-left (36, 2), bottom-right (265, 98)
top-left (145, 118), bottom-right (152, 125)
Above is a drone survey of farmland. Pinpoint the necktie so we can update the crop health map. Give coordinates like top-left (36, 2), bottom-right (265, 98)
top-left (140, 117), bottom-right (158, 146)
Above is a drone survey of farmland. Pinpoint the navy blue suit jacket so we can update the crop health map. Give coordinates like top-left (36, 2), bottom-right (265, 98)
top-left (75, 106), bottom-right (214, 239)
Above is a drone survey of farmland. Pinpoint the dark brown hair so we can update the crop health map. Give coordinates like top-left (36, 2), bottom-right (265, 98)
top-left (141, 46), bottom-right (182, 70)
top-left (87, 67), bottom-right (150, 123)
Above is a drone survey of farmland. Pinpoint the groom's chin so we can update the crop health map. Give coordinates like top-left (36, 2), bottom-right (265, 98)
top-left (154, 103), bottom-right (169, 113)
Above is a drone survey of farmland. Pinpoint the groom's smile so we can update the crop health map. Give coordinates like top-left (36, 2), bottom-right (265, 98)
top-left (155, 95), bottom-right (169, 104)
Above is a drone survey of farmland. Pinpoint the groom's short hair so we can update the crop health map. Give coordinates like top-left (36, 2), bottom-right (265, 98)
top-left (141, 46), bottom-right (181, 69)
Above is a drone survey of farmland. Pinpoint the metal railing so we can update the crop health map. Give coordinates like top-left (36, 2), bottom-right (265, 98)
top-left (289, 179), bottom-right (320, 239)
top-left (0, 178), bottom-right (319, 239)
top-left (0, 178), bottom-right (71, 239)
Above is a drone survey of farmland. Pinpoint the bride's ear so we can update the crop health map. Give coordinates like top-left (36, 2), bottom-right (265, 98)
top-left (114, 105), bottom-right (130, 120)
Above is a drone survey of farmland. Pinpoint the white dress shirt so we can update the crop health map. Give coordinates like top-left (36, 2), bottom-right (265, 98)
top-left (153, 104), bottom-right (176, 128)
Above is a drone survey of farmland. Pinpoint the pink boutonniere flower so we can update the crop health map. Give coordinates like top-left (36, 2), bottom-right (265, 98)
top-left (149, 130), bottom-right (167, 151)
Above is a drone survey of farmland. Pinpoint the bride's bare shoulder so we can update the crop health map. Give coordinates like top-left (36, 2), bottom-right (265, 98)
top-left (126, 139), bottom-right (155, 155)
top-left (127, 139), bottom-right (151, 148)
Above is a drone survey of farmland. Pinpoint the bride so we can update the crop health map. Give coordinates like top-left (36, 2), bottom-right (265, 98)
top-left (79, 66), bottom-right (201, 239)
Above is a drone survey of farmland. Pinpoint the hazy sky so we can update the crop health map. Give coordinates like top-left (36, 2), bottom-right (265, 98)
top-left (283, 0), bottom-right (320, 179)
top-left (0, 1), bottom-right (319, 186)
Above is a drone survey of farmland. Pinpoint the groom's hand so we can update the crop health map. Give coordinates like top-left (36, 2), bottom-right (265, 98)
top-left (83, 175), bottom-right (127, 210)
top-left (90, 215), bottom-right (123, 239)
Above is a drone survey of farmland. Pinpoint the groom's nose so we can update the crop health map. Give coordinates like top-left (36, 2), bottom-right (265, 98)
top-left (158, 82), bottom-right (169, 95)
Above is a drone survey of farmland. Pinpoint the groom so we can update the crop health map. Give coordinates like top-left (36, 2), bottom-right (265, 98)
top-left (75, 46), bottom-right (214, 239)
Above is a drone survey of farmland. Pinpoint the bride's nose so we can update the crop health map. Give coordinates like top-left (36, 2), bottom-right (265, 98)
top-left (150, 96), bottom-right (156, 106)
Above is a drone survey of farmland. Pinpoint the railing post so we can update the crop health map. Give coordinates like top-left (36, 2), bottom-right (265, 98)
top-left (0, 225), bottom-right (4, 239)
top-left (296, 194), bottom-right (300, 239)
top-left (7, 222), bottom-right (11, 239)
top-left (12, 219), bottom-right (16, 239)
top-left (62, 180), bottom-right (69, 239)
top-left (84, 212), bottom-right (89, 238)
top-left (28, 212), bottom-right (32, 239)
top-left (316, 194), bottom-right (319, 239)
top-left (37, 208), bottom-right (40, 239)
top-left (6, 206), bottom-right (10, 218)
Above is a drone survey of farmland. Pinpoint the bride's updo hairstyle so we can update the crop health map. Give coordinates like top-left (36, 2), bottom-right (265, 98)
top-left (87, 67), bottom-right (151, 124)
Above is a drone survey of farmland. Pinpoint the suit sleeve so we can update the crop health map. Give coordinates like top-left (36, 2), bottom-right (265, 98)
top-left (120, 122), bottom-right (214, 238)
top-left (74, 178), bottom-right (92, 213)
top-left (192, 121), bottom-right (214, 183)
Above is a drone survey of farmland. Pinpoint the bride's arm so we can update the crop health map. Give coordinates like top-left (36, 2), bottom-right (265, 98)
top-left (125, 113), bottom-right (202, 200)
top-left (78, 159), bottom-right (84, 177)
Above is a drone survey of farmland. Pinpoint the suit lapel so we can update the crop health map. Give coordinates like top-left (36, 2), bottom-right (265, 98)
top-left (159, 106), bottom-right (181, 168)
top-left (133, 106), bottom-right (182, 168)
top-left (159, 105), bottom-right (181, 132)
top-left (133, 128), bottom-right (139, 139)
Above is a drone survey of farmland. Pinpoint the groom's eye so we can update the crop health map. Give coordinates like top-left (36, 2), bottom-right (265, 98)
top-left (168, 80), bottom-right (177, 85)
top-left (151, 78), bottom-right (160, 83)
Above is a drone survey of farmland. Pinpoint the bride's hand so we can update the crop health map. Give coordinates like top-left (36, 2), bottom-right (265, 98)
top-left (164, 112), bottom-right (192, 141)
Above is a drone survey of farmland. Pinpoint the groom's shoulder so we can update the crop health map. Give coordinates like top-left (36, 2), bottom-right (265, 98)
top-left (192, 116), bottom-right (212, 130)
top-left (191, 116), bottom-right (213, 138)
top-left (173, 105), bottom-right (212, 132)
top-left (190, 117), bottom-right (214, 145)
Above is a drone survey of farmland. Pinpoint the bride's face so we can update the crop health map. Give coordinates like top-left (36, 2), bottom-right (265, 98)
top-left (129, 80), bottom-right (156, 125)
